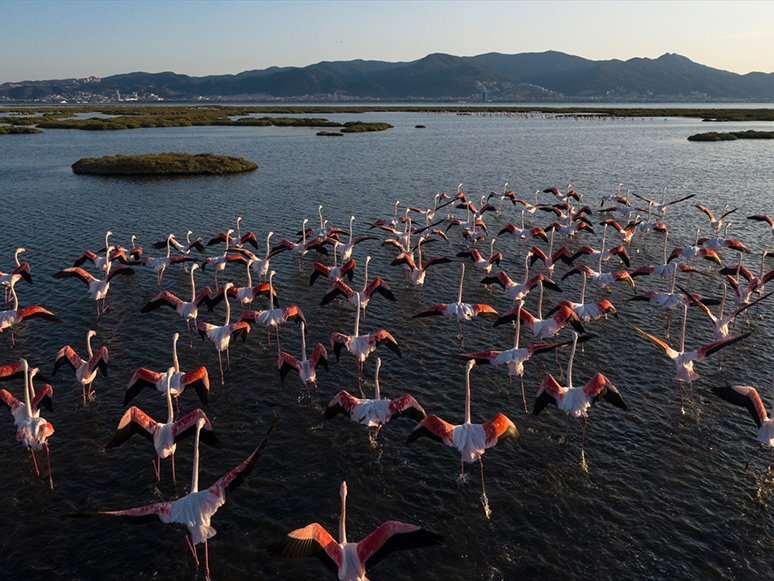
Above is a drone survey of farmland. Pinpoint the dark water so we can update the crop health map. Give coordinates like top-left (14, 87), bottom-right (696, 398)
top-left (1, 111), bottom-right (774, 581)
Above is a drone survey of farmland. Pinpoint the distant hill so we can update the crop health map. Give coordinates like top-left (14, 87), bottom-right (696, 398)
top-left (2, 51), bottom-right (773, 103)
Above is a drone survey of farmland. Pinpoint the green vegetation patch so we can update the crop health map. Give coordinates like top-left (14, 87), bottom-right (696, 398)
top-left (688, 130), bottom-right (774, 141)
top-left (340, 121), bottom-right (393, 133)
top-left (0, 125), bottom-right (43, 134)
top-left (316, 131), bottom-right (344, 137)
top-left (72, 152), bottom-right (257, 175)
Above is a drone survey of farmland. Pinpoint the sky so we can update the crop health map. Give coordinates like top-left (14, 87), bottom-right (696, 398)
top-left (3, 1), bottom-right (774, 84)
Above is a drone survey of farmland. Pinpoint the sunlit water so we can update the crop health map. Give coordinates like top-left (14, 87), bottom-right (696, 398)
top-left (1, 111), bottom-right (774, 580)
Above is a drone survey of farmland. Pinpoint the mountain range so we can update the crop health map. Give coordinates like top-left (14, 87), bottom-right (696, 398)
top-left (2, 51), bottom-right (773, 103)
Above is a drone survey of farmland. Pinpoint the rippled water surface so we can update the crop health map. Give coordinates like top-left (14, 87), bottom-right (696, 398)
top-left (2, 111), bottom-right (774, 580)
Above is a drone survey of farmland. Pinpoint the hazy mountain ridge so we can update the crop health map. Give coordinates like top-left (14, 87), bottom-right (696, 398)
top-left (2, 51), bottom-right (773, 102)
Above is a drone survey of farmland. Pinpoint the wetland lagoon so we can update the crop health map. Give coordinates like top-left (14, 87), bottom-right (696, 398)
top-left (1, 105), bottom-right (774, 580)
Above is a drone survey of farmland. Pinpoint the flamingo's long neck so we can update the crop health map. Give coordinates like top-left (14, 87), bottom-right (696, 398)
top-left (22, 360), bottom-right (31, 419)
top-left (489, 238), bottom-right (496, 260)
top-left (417, 240), bottom-right (423, 266)
top-left (457, 264), bottom-right (465, 304)
top-left (719, 284), bottom-right (727, 319)
top-left (567, 333), bottom-right (577, 388)
top-left (191, 419), bottom-right (203, 493)
top-left (302, 221), bottom-right (307, 246)
top-left (374, 358), bottom-right (382, 400)
top-left (694, 228), bottom-right (700, 247)
top-left (513, 304), bottom-right (522, 349)
top-left (353, 296), bottom-right (361, 338)
top-left (236, 217), bottom-right (242, 239)
top-left (165, 370), bottom-right (174, 424)
top-left (680, 304), bottom-right (688, 353)
top-left (172, 335), bottom-right (180, 372)
top-left (14, 248), bottom-right (22, 266)
top-left (548, 230), bottom-right (555, 256)
top-left (300, 323), bottom-right (308, 362)
top-left (580, 271), bottom-right (587, 305)
top-left (166, 235), bottom-right (172, 259)
top-left (86, 333), bottom-right (94, 359)
top-left (339, 482), bottom-right (348, 545)
top-left (224, 290), bottom-right (232, 325)
top-left (318, 206), bottom-right (324, 230)
top-left (662, 232), bottom-right (669, 265)
top-left (522, 255), bottom-right (530, 284)
top-left (189, 267), bottom-right (197, 302)
top-left (246, 261), bottom-right (252, 288)
top-left (538, 280), bottom-right (544, 320)
top-left (10, 282), bottom-right (18, 312)
top-left (268, 273), bottom-right (275, 311)
top-left (464, 362), bottom-right (472, 425)
top-left (264, 233), bottom-right (273, 259)
top-left (598, 225), bottom-right (607, 272)
top-left (362, 258), bottom-right (370, 293)
top-left (348, 216), bottom-right (355, 241)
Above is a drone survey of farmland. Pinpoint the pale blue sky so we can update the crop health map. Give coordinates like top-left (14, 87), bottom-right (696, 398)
top-left (3, 1), bottom-right (774, 83)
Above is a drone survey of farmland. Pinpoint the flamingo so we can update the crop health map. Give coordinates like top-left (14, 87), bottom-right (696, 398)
top-left (369, 199), bottom-right (402, 229)
top-left (547, 271), bottom-right (618, 322)
top-left (142, 233), bottom-right (196, 287)
top-left (481, 254), bottom-right (562, 302)
top-left (310, 250), bottom-right (356, 286)
top-left (667, 229), bottom-right (722, 266)
top-left (628, 304), bottom-right (751, 412)
top-left (457, 238), bottom-right (502, 273)
top-left (141, 263), bottom-right (213, 344)
top-left (390, 240), bottom-right (450, 296)
top-left (629, 188), bottom-right (696, 216)
top-left (154, 230), bottom-right (206, 256)
top-left (337, 217), bottom-right (377, 262)
top-left (487, 182), bottom-right (517, 212)
top-left (412, 263), bottom-right (499, 347)
top-left (527, 231), bottom-right (575, 276)
top-left (515, 189), bottom-right (549, 217)
top-left (0, 248), bottom-right (33, 301)
top-left (0, 278), bottom-right (60, 346)
top-left (106, 367), bottom-right (221, 483)
top-left (462, 301), bottom-right (581, 413)
top-left (631, 233), bottom-right (705, 282)
top-left (697, 223), bottom-right (750, 254)
top-left (209, 258), bottom-right (277, 310)
top-left (250, 231), bottom-right (276, 280)
top-left (53, 329), bottom-right (108, 404)
top-left (330, 295), bottom-right (401, 382)
top-left (325, 357), bottom-right (426, 442)
top-left (601, 218), bottom-right (639, 245)
top-left (533, 332), bottom-right (626, 469)
top-left (0, 359), bottom-right (54, 487)
top-left (201, 229), bottom-right (248, 289)
top-left (124, 333), bottom-right (210, 407)
top-left (272, 219), bottom-right (330, 270)
top-left (494, 279), bottom-right (584, 339)
top-left (238, 271), bottom-right (305, 351)
top-left (277, 321), bottom-right (328, 395)
top-left (321, 256), bottom-right (397, 312)
top-left (712, 371), bottom-right (774, 473)
top-left (407, 360), bottom-right (519, 515)
top-left (196, 283), bottom-right (251, 384)
top-left (207, 216), bottom-right (258, 249)
top-left (599, 183), bottom-right (629, 207)
top-left (678, 284), bottom-right (773, 341)
top-left (72, 230), bottom-right (115, 274)
top-left (747, 214), bottom-right (774, 249)
top-left (696, 204), bottom-right (737, 234)
top-left (562, 263), bottom-right (636, 293)
top-left (569, 224), bottom-right (631, 267)
top-left (268, 480), bottom-right (443, 581)
top-left (96, 414), bottom-right (275, 581)
top-left (302, 205), bottom-right (346, 241)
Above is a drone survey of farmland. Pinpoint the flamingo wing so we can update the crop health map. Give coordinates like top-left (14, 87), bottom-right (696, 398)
top-left (324, 390), bottom-right (360, 419)
top-left (31, 383), bottom-right (54, 413)
top-left (469, 303), bottom-right (500, 320)
top-left (364, 278), bottom-right (397, 302)
top-left (52, 345), bottom-right (83, 376)
top-left (460, 351), bottom-right (500, 365)
top-left (0, 361), bottom-right (24, 381)
top-left (105, 407), bottom-right (157, 449)
top-left (194, 286), bottom-right (214, 310)
top-left (141, 291), bottom-right (183, 313)
top-left (390, 253), bottom-right (416, 269)
top-left (268, 522), bottom-right (342, 574)
top-left (209, 414), bottom-right (277, 500)
top-left (712, 385), bottom-right (767, 428)
top-left (388, 394), bottom-right (426, 422)
top-left (583, 373), bottom-right (627, 409)
top-left (0, 389), bottom-right (20, 412)
top-left (12, 262), bottom-right (33, 285)
top-left (309, 343), bottom-right (329, 371)
top-left (105, 264), bottom-right (135, 282)
top-left (533, 374), bottom-right (565, 416)
top-left (480, 272), bottom-right (510, 290)
top-left (627, 323), bottom-right (679, 359)
top-left (330, 332), bottom-right (350, 361)
top-left (282, 305), bottom-right (306, 326)
top-left (370, 329), bottom-right (401, 357)
top-left (412, 304), bottom-right (450, 318)
top-left (277, 352), bottom-right (302, 381)
top-left (482, 413), bottom-right (520, 446)
top-left (172, 409), bottom-right (221, 448)
top-left (52, 267), bottom-right (97, 286)
top-left (124, 368), bottom-right (163, 406)
top-left (695, 332), bottom-right (752, 361)
top-left (359, 521), bottom-right (443, 572)
top-left (14, 305), bottom-right (61, 324)
top-left (98, 501), bottom-right (175, 523)
top-left (406, 415), bottom-right (455, 446)
top-left (309, 263), bottom-right (331, 286)
top-left (72, 250), bottom-right (100, 268)
top-left (181, 367), bottom-right (210, 405)
top-left (747, 214), bottom-right (774, 227)
top-left (89, 346), bottom-right (109, 377)
top-left (320, 281), bottom-right (353, 306)
top-left (493, 305), bottom-right (532, 329)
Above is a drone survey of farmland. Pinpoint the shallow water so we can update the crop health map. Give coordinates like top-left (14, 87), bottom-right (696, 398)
top-left (1, 110), bottom-right (774, 580)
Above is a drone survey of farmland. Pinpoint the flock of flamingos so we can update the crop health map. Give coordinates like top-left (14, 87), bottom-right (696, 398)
top-left (2, 183), bottom-right (774, 580)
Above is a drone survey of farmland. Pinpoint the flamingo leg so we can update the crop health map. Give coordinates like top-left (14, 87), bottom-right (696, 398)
top-left (205, 539), bottom-right (211, 581)
top-left (29, 448), bottom-right (40, 477)
top-left (186, 535), bottom-right (200, 566)
top-left (479, 459), bottom-right (491, 518)
top-left (745, 442), bottom-right (764, 471)
top-left (171, 453), bottom-right (176, 484)
top-left (562, 414), bottom-right (569, 445)
top-left (768, 447), bottom-right (774, 476)
top-left (520, 374), bottom-right (528, 414)
top-left (275, 325), bottom-right (281, 352)
top-left (45, 444), bottom-right (53, 489)
top-left (581, 416), bottom-right (588, 472)
top-left (217, 351), bottom-right (225, 385)
top-left (153, 456), bottom-right (161, 481)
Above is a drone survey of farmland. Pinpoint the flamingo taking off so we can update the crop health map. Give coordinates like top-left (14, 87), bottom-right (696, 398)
top-left (325, 358), bottom-right (426, 442)
top-left (268, 480), bottom-right (443, 581)
top-left (533, 332), bottom-right (626, 469)
top-left (53, 329), bottom-right (108, 404)
top-left (277, 321), bottom-right (328, 395)
top-left (106, 367), bottom-right (221, 483)
top-left (0, 359), bottom-right (54, 487)
top-left (94, 414), bottom-right (275, 581)
top-left (407, 360), bottom-right (519, 515)
top-left (0, 277), bottom-right (60, 346)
